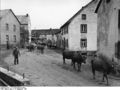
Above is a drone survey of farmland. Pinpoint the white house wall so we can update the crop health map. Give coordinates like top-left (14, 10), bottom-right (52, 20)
top-left (46, 35), bottom-right (52, 40)
top-left (0, 11), bottom-right (20, 45)
top-left (69, 3), bottom-right (97, 51)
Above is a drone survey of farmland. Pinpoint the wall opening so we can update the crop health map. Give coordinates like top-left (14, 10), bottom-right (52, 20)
top-left (115, 41), bottom-right (120, 59)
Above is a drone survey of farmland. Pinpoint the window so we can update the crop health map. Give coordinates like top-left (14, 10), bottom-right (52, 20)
top-left (66, 26), bottom-right (68, 34)
top-left (62, 28), bottom-right (64, 34)
top-left (6, 35), bottom-right (9, 42)
top-left (81, 39), bottom-right (87, 48)
top-left (81, 24), bottom-right (87, 33)
top-left (61, 29), bottom-right (63, 35)
top-left (13, 35), bottom-right (16, 42)
top-left (13, 25), bottom-right (16, 32)
top-left (82, 14), bottom-right (86, 20)
top-left (63, 38), bottom-right (65, 49)
top-left (64, 26), bottom-right (68, 34)
top-left (6, 23), bottom-right (9, 30)
top-left (118, 10), bottom-right (120, 29)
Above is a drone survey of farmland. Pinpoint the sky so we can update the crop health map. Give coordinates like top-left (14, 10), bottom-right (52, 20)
top-left (1, 0), bottom-right (92, 29)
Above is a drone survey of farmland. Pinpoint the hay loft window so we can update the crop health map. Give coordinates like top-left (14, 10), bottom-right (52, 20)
top-left (82, 14), bottom-right (86, 20)
top-left (81, 39), bottom-right (87, 48)
top-left (81, 24), bottom-right (87, 33)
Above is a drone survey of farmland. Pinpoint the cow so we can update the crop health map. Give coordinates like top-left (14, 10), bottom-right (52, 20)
top-left (62, 50), bottom-right (74, 64)
top-left (91, 54), bottom-right (115, 85)
top-left (26, 44), bottom-right (35, 51)
top-left (37, 45), bottom-right (45, 54)
top-left (62, 50), bottom-right (86, 71)
top-left (72, 51), bottom-right (86, 72)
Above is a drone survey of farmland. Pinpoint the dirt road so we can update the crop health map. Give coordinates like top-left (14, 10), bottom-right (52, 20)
top-left (3, 48), bottom-right (120, 86)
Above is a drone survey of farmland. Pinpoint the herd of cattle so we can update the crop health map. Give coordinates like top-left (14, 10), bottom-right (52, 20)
top-left (62, 50), bottom-right (118, 85)
top-left (26, 43), bottom-right (45, 54)
top-left (25, 43), bottom-right (119, 85)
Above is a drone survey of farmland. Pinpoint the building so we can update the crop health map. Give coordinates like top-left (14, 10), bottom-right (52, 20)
top-left (53, 29), bottom-right (61, 48)
top-left (52, 29), bottom-right (61, 48)
top-left (95, 0), bottom-right (120, 60)
top-left (17, 14), bottom-right (31, 47)
top-left (31, 29), bottom-right (60, 46)
top-left (60, 0), bottom-right (99, 53)
top-left (0, 9), bottom-right (21, 48)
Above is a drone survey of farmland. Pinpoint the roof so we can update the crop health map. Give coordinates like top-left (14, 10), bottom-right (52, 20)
top-left (54, 29), bottom-right (61, 34)
top-left (0, 9), bottom-right (21, 24)
top-left (31, 29), bottom-right (60, 36)
top-left (51, 29), bottom-right (61, 34)
top-left (60, 0), bottom-right (99, 29)
top-left (17, 14), bottom-right (29, 25)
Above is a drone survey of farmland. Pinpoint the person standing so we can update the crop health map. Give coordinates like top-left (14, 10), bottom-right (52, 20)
top-left (13, 46), bottom-right (20, 65)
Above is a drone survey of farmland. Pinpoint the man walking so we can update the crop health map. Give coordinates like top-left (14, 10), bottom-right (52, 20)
top-left (13, 46), bottom-right (20, 65)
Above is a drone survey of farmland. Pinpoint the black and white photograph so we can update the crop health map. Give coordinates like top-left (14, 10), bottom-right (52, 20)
top-left (0, 0), bottom-right (120, 88)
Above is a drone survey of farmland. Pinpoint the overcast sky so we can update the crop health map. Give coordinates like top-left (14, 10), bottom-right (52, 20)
top-left (1, 0), bottom-right (92, 29)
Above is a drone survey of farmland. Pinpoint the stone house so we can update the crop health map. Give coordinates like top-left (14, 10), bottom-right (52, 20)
top-left (52, 29), bottom-right (61, 48)
top-left (0, 9), bottom-right (21, 48)
top-left (54, 30), bottom-right (62, 48)
top-left (95, 0), bottom-right (120, 60)
top-left (60, 0), bottom-right (99, 53)
top-left (17, 14), bottom-right (31, 47)
top-left (31, 29), bottom-right (60, 46)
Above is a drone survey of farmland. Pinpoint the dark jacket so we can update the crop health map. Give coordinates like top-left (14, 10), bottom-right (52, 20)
top-left (13, 48), bottom-right (20, 57)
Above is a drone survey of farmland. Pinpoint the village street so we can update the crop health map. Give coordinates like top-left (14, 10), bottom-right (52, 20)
top-left (1, 47), bottom-right (120, 86)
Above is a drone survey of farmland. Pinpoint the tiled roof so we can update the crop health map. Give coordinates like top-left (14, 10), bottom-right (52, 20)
top-left (17, 14), bottom-right (28, 25)
top-left (52, 29), bottom-right (61, 34)
top-left (31, 29), bottom-right (60, 36)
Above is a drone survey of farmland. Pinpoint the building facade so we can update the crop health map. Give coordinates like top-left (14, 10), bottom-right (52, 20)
top-left (31, 29), bottom-right (60, 46)
top-left (60, 0), bottom-right (99, 52)
top-left (0, 9), bottom-right (21, 48)
top-left (95, 0), bottom-right (120, 60)
top-left (17, 14), bottom-right (31, 47)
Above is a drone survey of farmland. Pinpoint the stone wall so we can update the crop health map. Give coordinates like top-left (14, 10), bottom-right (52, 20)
top-left (97, 0), bottom-right (120, 59)
top-left (0, 10), bottom-right (20, 46)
